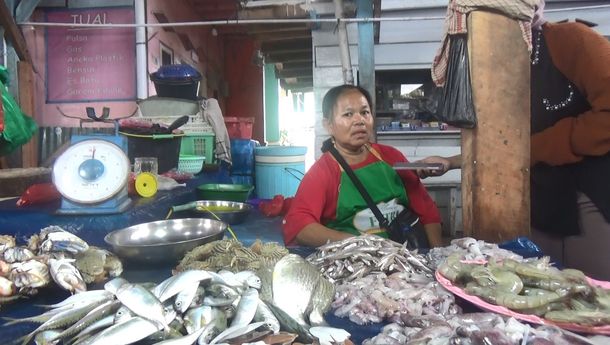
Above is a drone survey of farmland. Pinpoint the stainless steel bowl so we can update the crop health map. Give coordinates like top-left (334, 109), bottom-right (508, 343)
top-left (177, 200), bottom-right (252, 225)
top-left (104, 218), bottom-right (226, 264)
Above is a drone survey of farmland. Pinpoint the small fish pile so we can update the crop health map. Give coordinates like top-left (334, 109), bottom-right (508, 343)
top-left (306, 235), bottom-right (433, 284)
top-left (438, 254), bottom-right (610, 327)
top-left (9, 258), bottom-right (348, 345)
top-left (331, 271), bottom-right (460, 325)
top-left (427, 237), bottom-right (523, 270)
top-left (176, 238), bottom-right (289, 273)
top-left (0, 226), bottom-right (122, 306)
top-left (362, 312), bottom-right (609, 345)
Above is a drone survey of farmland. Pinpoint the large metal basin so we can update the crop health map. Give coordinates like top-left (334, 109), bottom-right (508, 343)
top-left (104, 218), bottom-right (226, 264)
top-left (172, 200), bottom-right (252, 225)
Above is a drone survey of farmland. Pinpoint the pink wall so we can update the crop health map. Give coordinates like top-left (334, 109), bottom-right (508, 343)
top-left (24, 1), bottom-right (228, 127)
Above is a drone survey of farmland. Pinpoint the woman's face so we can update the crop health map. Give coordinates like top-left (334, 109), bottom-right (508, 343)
top-left (326, 89), bottom-right (374, 152)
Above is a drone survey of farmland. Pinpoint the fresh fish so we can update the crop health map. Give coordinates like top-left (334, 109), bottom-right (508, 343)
top-left (230, 288), bottom-right (259, 327)
top-left (234, 270), bottom-right (262, 290)
top-left (48, 258), bottom-right (87, 293)
top-left (114, 306), bottom-right (133, 324)
top-left (40, 230), bottom-right (89, 254)
top-left (203, 284), bottom-right (239, 307)
top-left (69, 314), bottom-right (114, 344)
top-left (209, 321), bottom-right (266, 345)
top-left (36, 289), bottom-right (113, 309)
top-left (152, 325), bottom-right (207, 345)
top-left (272, 254), bottom-right (334, 326)
top-left (184, 305), bottom-right (215, 333)
top-left (158, 270), bottom-right (222, 302)
top-left (174, 282), bottom-right (200, 314)
top-left (33, 329), bottom-right (62, 345)
top-left (196, 322), bottom-right (222, 345)
top-left (115, 283), bottom-right (169, 330)
top-left (265, 301), bottom-right (313, 343)
top-left (254, 299), bottom-right (280, 334)
top-left (19, 299), bottom-right (106, 345)
top-left (87, 316), bottom-right (161, 345)
top-left (2, 307), bottom-right (64, 326)
top-left (49, 300), bottom-right (121, 341)
top-left (104, 277), bottom-right (128, 294)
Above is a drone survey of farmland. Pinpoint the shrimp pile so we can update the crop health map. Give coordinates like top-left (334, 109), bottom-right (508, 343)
top-left (307, 235), bottom-right (433, 284)
top-left (331, 271), bottom-right (460, 325)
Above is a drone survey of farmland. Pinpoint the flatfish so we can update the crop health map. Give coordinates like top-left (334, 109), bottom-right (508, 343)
top-left (272, 254), bottom-right (334, 327)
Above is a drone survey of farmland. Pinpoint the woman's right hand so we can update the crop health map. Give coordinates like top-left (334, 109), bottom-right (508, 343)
top-left (415, 156), bottom-right (452, 178)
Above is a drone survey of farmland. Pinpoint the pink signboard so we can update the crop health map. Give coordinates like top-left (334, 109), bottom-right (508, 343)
top-left (46, 8), bottom-right (136, 102)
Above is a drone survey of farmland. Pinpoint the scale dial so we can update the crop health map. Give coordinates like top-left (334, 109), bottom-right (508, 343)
top-left (53, 139), bottom-right (130, 204)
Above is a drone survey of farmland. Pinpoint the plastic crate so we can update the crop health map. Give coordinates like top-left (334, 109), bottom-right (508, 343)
top-left (180, 132), bottom-right (215, 164)
top-left (140, 115), bottom-right (213, 134)
top-left (224, 117), bottom-right (254, 139)
top-left (178, 155), bottom-right (205, 174)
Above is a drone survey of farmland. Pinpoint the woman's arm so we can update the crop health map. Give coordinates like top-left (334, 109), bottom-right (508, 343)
top-left (295, 223), bottom-right (354, 247)
top-left (416, 154), bottom-right (462, 178)
top-left (423, 223), bottom-right (443, 247)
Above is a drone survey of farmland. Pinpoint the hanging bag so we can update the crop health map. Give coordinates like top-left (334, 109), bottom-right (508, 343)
top-left (429, 34), bottom-right (477, 128)
top-left (324, 139), bottom-right (430, 249)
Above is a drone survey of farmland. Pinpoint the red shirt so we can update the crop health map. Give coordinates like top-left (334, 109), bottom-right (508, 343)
top-left (282, 143), bottom-right (441, 245)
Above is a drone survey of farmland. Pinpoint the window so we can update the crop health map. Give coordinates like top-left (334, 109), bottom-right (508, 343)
top-left (160, 42), bottom-right (173, 65)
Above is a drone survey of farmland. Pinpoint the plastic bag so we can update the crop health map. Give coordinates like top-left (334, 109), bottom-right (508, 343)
top-left (0, 66), bottom-right (37, 156)
top-left (428, 35), bottom-right (477, 129)
top-left (16, 183), bottom-right (61, 207)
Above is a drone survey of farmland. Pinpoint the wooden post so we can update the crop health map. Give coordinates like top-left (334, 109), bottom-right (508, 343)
top-left (462, 11), bottom-right (530, 242)
top-left (18, 61), bottom-right (37, 168)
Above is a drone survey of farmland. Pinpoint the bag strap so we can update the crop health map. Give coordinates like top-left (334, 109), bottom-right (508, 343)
top-left (324, 138), bottom-right (390, 229)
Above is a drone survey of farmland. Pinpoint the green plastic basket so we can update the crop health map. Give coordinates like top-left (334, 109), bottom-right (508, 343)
top-left (178, 155), bottom-right (205, 174)
top-left (196, 183), bottom-right (253, 202)
top-left (180, 133), bottom-right (215, 164)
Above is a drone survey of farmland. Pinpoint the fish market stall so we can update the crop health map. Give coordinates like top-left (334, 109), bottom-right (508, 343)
top-left (1, 173), bottom-right (610, 344)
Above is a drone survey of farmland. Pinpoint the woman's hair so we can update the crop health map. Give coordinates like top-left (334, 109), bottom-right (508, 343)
top-left (322, 84), bottom-right (373, 121)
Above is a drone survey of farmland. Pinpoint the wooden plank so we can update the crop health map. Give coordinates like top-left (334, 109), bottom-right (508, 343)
top-left (0, 1), bottom-right (31, 62)
top-left (18, 61), bottom-right (37, 168)
top-left (462, 11), bottom-right (530, 242)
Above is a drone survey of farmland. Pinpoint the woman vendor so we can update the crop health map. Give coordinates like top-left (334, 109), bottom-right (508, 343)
top-left (282, 85), bottom-right (443, 247)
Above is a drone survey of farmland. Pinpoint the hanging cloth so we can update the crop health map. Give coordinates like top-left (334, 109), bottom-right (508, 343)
top-left (202, 98), bottom-right (232, 165)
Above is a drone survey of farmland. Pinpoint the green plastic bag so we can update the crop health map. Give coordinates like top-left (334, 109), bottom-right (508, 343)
top-left (0, 66), bottom-right (37, 156)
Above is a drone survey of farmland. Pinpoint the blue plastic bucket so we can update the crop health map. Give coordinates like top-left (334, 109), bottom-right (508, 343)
top-left (254, 146), bottom-right (307, 199)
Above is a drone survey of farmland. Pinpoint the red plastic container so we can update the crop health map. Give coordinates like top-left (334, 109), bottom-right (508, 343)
top-left (224, 117), bottom-right (254, 139)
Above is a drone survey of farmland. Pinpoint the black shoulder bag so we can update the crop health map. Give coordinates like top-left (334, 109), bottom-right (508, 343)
top-left (323, 139), bottom-right (430, 249)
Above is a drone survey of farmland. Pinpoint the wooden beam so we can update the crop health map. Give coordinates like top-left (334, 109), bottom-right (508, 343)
top-left (18, 61), bottom-right (37, 167)
top-left (462, 11), bottom-right (530, 242)
top-left (0, 1), bottom-right (31, 62)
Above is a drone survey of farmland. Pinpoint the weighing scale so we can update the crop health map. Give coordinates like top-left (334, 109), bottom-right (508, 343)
top-left (52, 115), bottom-right (132, 215)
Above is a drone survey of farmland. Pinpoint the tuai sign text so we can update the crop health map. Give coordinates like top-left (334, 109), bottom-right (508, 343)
top-left (46, 8), bottom-right (136, 103)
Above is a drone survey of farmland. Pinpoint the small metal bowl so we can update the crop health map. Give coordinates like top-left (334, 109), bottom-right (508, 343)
top-left (175, 200), bottom-right (253, 225)
top-left (104, 218), bottom-right (226, 264)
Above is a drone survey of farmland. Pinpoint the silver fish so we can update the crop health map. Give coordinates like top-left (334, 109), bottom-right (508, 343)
top-left (152, 324), bottom-right (207, 345)
top-left (230, 288), bottom-right (259, 327)
top-left (87, 316), bottom-right (161, 345)
top-left (115, 283), bottom-right (170, 331)
top-left (158, 270), bottom-right (221, 302)
top-left (234, 270), bottom-right (262, 290)
top-left (34, 330), bottom-right (62, 345)
top-left (184, 305), bottom-right (215, 333)
top-left (272, 254), bottom-right (334, 327)
top-left (69, 314), bottom-right (114, 344)
top-left (254, 299), bottom-right (280, 334)
top-left (104, 277), bottom-right (129, 294)
top-left (48, 258), bottom-right (86, 293)
top-left (174, 282), bottom-right (200, 314)
top-left (36, 289), bottom-right (113, 309)
top-left (203, 284), bottom-right (239, 307)
top-left (209, 321), bottom-right (266, 345)
top-left (50, 300), bottom-right (121, 341)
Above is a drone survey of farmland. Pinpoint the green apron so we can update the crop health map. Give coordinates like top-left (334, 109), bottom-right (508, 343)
top-left (326, 148), bottom-right (410, 236)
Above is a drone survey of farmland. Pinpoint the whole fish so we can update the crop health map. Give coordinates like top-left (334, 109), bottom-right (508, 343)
top-left (69, 314), bottom-right (114, 344)
top-left (48, 258), bottom-right (87, 293)
top-left (158, 270), bottom-right (223, 302)
top-left (209, 321), bottom-right (266, 345)
top-left (114, 283), bottom-right (170, 331)
top-left (234, 270), bottom-right (262, 290)
top-left (49, 300), bottom-right (121, 341)
top-left (230, 288), bottom-right (259, 327)
top-left (272, 254), bottom-right (334, 327)
top-left (36, 290), bottom-right (113, 309)
top-left (184, 305), bottom-right (221, 334)
top-left (254, 299), bottom-right (280, 334)
top-left (152, 324), bottom-right (207, 345)
top-left (87, 316), bottom-right (162, 345)
top-left (174, 282), bottom-right (200, 314)
top-left (203, 284), bottom-right (239, 307)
